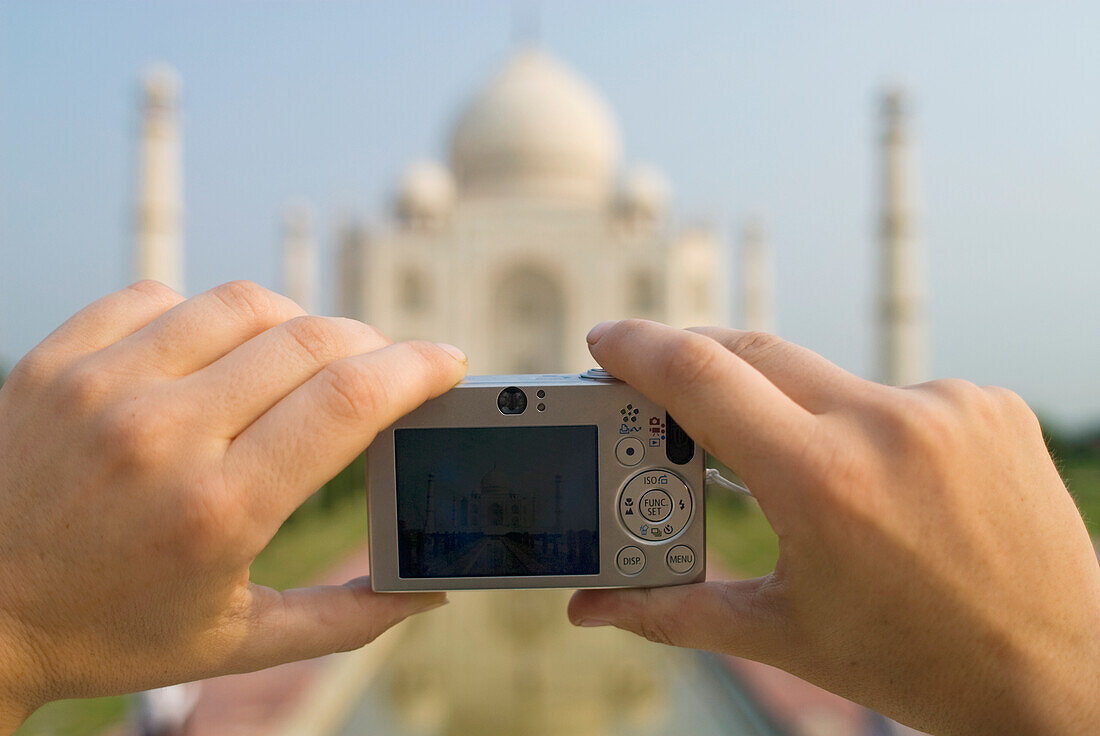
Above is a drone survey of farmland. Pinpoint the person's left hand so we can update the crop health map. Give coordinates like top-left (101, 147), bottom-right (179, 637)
top-left (0, 281), bottom-right (466, 731)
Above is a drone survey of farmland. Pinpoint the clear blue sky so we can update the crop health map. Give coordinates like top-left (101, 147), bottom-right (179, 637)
top-left (2, 1), bottom-right (1098, 428)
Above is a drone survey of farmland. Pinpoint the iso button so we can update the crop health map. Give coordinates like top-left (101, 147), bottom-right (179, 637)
top-left (616, 546), bottom-right (646, 576)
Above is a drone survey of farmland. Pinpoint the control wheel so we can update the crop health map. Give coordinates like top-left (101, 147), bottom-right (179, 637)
top-left (617, 468), bottom-right (692, 542)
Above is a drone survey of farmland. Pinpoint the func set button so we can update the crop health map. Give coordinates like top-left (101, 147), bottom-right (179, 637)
top-left (639, 489), bottom-right (672, 522)
top-left (615, 437), bottom-right (644, 466)
top-left (616, 545), bottom-right (646, 575)
top-left (666, 545), bottom-right (695, 574)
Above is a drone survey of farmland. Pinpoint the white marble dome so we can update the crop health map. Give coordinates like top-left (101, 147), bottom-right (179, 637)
top-left (449, 48), bottom-right (621, 202)
top-left (395, 159), bottom-right (455, 222)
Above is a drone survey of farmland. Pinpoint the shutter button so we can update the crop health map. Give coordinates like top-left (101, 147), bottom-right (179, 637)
top-left (580, 367), bottom-right (619, 381)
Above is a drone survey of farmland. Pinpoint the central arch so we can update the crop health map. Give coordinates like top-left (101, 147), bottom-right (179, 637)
top-left (490, 265), bottom-right (566, 373)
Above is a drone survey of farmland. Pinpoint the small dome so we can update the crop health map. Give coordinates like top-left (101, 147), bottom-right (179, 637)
top-left (480, 466), bottom-right (510, 494)
top-left (449, 48), bottom-right (621, 202)
top-left (617, 165), bottom-right (669, 221)
top-left (395, 160), bottom-right (455, 223)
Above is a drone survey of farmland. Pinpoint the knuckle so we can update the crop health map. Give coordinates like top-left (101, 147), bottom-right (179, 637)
top-left (611, 318), bottom-right (648, 338)
top-left (593, 318), bottom-right (646, 349)
top-left (56, 361), bottom-right (114, 413)
top-left (795, 418), bottom-right (851, 481)
top-left (925, 378), bottom-right (1018, 430)
top-left (403, 340), bottom-right (451, 373)
top-left (637, 614), bottom-right (674, 646)
top-left (211, 280), bottom-right (278, 324)
top-left (633, 589), bottom-right (676, 646)
top-left (318, 358), bottom-right (384, 424)
top-left (127, 279), bottom-right (181, 306)
top-left (727, 330), bottom-right (784, 364)
top-left (309, 590), bottom-right (370, 651)
top-left (346, 319), bottom-right (391, 349)
top-left (94, 401), bottom-right (171, 473)
top-left (283, 316), bottom-right (343, 364)
top-left (926, 378), bottom-right (983, 406)
top-left (660, 334), bottom-right (721, 388)
top-left (983, 385), bottom-right (1032, 417)
top-left (173, 483), bottom-right (243, 561)
top-left (333, 618), bottom-right (378, 652)
top-left (334, 318), bottom-right (391, 352)
top-left (876, 390), bottom-right (959, 461)
top-left (6, 346), bottom-right (57, 391)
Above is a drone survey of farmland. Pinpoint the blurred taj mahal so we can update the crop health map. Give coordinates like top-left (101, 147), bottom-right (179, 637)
top-left (335, 47), bottom-right (721, 374)
top-left (136, 45), bottom-right (926, 384)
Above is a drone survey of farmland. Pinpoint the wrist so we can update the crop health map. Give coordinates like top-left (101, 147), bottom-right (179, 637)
top-left (1010, 628), bottom-right (1100, 735)
top-left (964, 600), bottom-right (1100, 736)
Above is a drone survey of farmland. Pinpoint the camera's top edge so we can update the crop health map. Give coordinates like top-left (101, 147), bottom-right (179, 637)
top-left (458, 371), bottom-right (619, 387)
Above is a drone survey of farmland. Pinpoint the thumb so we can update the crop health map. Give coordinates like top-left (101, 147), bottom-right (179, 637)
top-left (568, 578), bottom-right (782, 660)
top-left (235, 577), bottom-right (446, 670)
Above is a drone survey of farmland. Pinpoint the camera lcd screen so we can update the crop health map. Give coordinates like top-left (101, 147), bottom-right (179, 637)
top-left (394, 425), bottom-right (600, 578)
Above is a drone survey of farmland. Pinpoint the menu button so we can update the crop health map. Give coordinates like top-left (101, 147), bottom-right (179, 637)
top-left (666, 545), bottom-right (696, 574)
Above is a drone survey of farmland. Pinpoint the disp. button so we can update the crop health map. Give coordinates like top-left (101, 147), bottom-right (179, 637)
top-left (616, 545), bottom-right (646, 576)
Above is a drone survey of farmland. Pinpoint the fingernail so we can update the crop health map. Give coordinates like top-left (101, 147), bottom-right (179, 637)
top-left (587, 321), bottom-right (616, 345)
top-left (436, 343), bottom-right (467, 363)
top-left (575, 618), bottom-right (611, 627)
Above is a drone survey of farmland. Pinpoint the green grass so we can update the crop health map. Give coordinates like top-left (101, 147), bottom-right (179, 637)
top-left (16, 491), bottom-right (370, 736)
top-left (15, 697), bottom-right (128, 736)
top-left (1063, 458), bottom-right (1100, 537)
top-left (706, 489), bottom-right (780, 577)
top-left (249, 491), bottom-right (369, 591)
top-left (703, 455), bottom-right (780, 577)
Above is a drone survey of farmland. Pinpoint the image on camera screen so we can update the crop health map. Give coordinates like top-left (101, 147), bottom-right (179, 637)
top-left (394, 425), bottom-right (600, 578)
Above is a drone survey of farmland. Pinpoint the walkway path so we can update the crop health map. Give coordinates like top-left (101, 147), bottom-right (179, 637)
top-left (186, 548), bottom-right (927, 736)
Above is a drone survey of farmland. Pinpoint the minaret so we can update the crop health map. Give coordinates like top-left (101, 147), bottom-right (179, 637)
top-left (134, 65), bottom-right (183, 292)
top-left (424, 474), bottom-right (436, 533)
top-left (335, 218), bottom-right (368, 320)
top-left (877, 88), bottom-right (926, 386)
top-left (281, 203), bottom-right (318, 314)
top-left (553, 474), bottom-right (563, 529)
top-left (740, 217), bottom-right (775, 334)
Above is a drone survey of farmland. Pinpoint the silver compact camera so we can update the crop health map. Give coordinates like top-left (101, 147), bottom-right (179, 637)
top-left (367, 369), bottom-right (705, 591)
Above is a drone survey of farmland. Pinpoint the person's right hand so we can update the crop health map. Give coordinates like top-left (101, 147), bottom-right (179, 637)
top-left (570, 320), bottom-right (1100, 736)
top-left (0, 281), bottom-right (467, 734)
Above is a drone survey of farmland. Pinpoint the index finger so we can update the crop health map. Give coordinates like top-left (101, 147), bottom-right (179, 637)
top-left (587, 320), bottom-right (817, 485)
top-left (37, 280), bottom-right (184, 359)
top-left (224, 340), bottom-right (468, 535)
top-left (686, 327), bottom-right (877, 414)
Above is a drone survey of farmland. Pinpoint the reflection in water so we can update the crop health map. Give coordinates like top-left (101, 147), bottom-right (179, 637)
top-left (337, 590), bottom-right (780, 736)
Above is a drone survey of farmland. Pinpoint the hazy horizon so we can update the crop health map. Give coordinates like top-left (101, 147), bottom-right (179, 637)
top-left (2, 2), bottom-right (1098, 429)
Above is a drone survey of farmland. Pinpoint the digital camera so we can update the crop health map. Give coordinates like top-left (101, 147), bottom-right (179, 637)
top-left (367, 369), bottom-right (706, 591)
